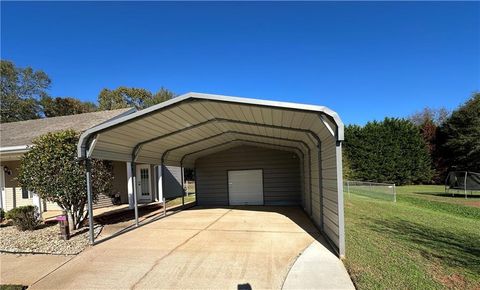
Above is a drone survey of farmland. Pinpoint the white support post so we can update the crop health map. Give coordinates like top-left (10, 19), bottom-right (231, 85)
top-left (0, 168), bottom-right (5, 210)
top-left (393, 184), bottom-right (397, 203)
top-left (131, 162), bottom-right (139, 227)
top-left (464, 171), bottom-right (468, 199)
top-left (157, 165), bottom-right (163, 202)
top-left (181, 166), bottom-right (185, 206)
top-left (32, 193), bottom-right (42, 218)
top-left (127, 162), bottom-right (134, 209)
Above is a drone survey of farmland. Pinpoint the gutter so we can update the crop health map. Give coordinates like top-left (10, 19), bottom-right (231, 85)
top-left (0, 145), bottom-right (30, 154)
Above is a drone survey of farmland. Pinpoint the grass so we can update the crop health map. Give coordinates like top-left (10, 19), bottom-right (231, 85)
top-left (0, 285), bottom-right (26, 290)
top-left (165, 194), bottom-right (196, 209)
top-left (344, 185), bottom-right (480, 290)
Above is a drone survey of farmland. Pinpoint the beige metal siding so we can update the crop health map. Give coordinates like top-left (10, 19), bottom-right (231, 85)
top-left (321, 138), bottom-right (341, 249)
top-left (163, 165), bottom-right (183, 199)
top-left (111, 161), bottom-right (128, 203)
top-left (195, 145), bottom-right (301, 206)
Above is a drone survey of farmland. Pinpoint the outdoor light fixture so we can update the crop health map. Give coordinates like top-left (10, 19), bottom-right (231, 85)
top-left (3, 166), bottom-right (11, 175)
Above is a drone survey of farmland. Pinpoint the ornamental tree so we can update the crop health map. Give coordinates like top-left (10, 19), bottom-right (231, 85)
top-left (18, 129), bottom-right (113, 230)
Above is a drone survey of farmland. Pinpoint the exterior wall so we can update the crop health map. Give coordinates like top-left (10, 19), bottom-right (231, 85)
top-left (111, 161), bottom-right (128, 204)
top-left (195, 145), bottom-right (301, 206)
top-left (163, 165), bottom-right (183, 199)
top-left (306, 119), bottom-right (344, 256)
top-left (320, 139), bottom-right (341, 250)
top-left (1, 160), bottom-right (130, 211)
top-left (1, 161), bottom-right (35, 211)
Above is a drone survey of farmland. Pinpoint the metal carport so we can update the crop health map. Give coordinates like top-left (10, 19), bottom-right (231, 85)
top-left (77, 92), bottom-right (346, 257)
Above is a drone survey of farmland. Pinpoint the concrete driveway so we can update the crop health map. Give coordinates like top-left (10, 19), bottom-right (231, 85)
top-left (29, 206), bottom-right (353, 289)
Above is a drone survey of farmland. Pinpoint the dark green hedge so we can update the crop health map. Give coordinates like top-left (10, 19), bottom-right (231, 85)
top-left (344, 118), bottom-right (433, 185)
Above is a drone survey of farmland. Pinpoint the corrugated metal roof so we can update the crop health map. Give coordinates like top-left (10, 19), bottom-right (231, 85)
top-left (0, 108), bottom-right (134, 147)
top-left (78, 92), bottom-right (344, 165)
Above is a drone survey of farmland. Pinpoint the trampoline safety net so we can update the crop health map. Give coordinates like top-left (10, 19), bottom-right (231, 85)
top-left (445, 171), bottom-right (480, 191)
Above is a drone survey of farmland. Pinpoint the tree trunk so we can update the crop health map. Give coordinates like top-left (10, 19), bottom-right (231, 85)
top-left (67, 210), bottom-right (75, 231)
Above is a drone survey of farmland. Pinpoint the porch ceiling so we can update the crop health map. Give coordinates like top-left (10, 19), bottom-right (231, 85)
top-left (78, 92), bottom-right (344, 166)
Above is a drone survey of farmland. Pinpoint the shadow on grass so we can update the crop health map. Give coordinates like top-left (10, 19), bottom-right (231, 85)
top-left (367, 217), bottom-right (480, 275)
top-left (93, 203), bottom-right (164, 225)
top-left (414, 192), bottom-right (480, 199)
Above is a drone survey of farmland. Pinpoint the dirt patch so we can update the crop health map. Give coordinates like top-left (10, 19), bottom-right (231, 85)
top-left (429, 262), bottom-right (470, 290)
top-left (463, 201), bottom-right (480, 208)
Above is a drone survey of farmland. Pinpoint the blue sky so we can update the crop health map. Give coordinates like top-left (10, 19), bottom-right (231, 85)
top-left (1, 2), bottom-right (479, 125)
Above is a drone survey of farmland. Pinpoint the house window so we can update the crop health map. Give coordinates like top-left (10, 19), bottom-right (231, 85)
top-left (21, 188), bottom-right (29, 199)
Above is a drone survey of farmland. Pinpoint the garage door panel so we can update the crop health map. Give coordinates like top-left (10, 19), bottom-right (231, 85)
top-left (228, 170), bottom-right (264, 205)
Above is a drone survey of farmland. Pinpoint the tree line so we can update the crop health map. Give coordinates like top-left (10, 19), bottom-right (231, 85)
top-left (0, 60), bottom-right (176, 123)
top-left (344, 92), bottom-right (480, 185)
top-left (2, 60), bottom-right (478, 186)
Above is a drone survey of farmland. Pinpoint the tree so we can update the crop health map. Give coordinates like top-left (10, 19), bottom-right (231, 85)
top-left (40, 95), bottom-right (97, 117)
top-left (98, 86), bottom-right (175, 110)
top-left (1, 60), bottom-right (51, 122)
top-left (409, 107), bottom-right (449, 126)
top-left (344, 118), bottom-right (433, 185)
top-left (18, 130), bottom-right (113, 230)
top-left (438, 92), bottom-right (480, 171)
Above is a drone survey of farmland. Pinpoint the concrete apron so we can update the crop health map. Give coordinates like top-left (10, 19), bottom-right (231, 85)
top-left (28, 207), bottom-right (352, 290)
top-left (282, 240), bottom-right (355, 290)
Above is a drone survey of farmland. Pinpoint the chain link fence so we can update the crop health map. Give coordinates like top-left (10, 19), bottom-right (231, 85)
top-left (345, 180), bottom-right (396, 202)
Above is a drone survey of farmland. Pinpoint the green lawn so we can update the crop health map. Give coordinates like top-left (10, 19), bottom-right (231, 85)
top-left (165, 194), bottom-right (196, 209)
top-left (344, 185), bottom-right (480, 290)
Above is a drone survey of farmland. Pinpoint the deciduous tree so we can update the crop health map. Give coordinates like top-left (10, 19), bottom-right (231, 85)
top-left (0, 60), bottom-right (51, 122)
top-left (40, 96), bottom-right (97, 117)
top-left (98, 86), bottom-right (175, 110)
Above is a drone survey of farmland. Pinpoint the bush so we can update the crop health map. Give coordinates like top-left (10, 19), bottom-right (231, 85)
top-left (5, 206), bottom-right (40, 231)
top-left (345, 118), bottom-right (433, 185)
top-left (0, 208), bottom-right (5, 221)
top-left (18, 129), bottom-right (113, 230)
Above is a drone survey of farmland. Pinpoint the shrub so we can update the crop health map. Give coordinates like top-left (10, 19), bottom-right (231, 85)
top-left (345, 118), bottom-right (434, 185)
top-left (5, 206), bottom-right (40, 231)
top-left (18, 129), bottom-right (113, 230)
top-left (0, 208), bottom-right (5, 221)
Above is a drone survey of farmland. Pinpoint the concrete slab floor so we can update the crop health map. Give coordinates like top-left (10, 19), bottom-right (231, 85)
top-left (27, 206), bottom-right (352, 290)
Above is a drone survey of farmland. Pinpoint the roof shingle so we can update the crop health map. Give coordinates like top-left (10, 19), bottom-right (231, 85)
top-left (0, 108), bottom-right (133, 147)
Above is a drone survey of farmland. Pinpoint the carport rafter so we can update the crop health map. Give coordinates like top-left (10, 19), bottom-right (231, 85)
top-left (131, 117), bottom-right (320, 162)
top-left (180, 139), bottom-right (304, 165)
top-left (161, 130), bottom-right (311, 163)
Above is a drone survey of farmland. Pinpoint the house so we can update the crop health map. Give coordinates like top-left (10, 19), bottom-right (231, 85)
top-left (0, 108), bottom-right (183, 214)
top-left (78, 92), bottom-right (346, 257)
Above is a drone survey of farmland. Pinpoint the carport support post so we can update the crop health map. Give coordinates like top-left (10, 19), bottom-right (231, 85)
top-left (194, 168), bottom-right (198, 206)
top-left (86, 158), bottom-right (95, 245)
top-left (180, 164), bottom-right (185, 206)
top-left (131, 162), bottom-right (139, 226)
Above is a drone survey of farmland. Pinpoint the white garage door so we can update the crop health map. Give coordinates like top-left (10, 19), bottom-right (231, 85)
top-left (228, 169), bottom-right (264, 205)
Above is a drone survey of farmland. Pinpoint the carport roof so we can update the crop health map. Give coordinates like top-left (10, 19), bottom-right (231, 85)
top-left (77, 92), bottom-right (344, 166)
